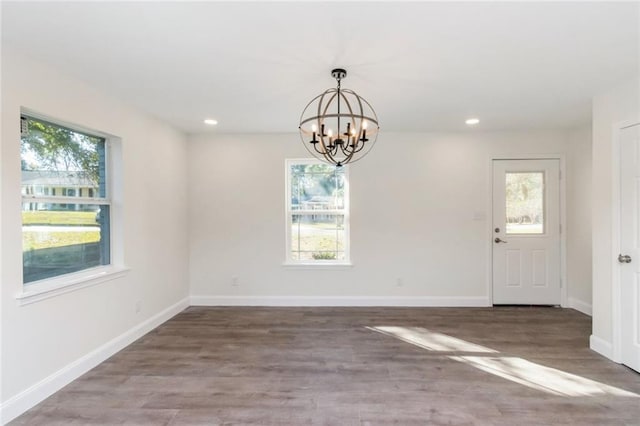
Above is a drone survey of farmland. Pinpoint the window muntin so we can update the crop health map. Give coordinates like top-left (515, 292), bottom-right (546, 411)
top-left (286, 160), bottom-right (349, 263)
top-left (21, 115), bottom-right (111, 284)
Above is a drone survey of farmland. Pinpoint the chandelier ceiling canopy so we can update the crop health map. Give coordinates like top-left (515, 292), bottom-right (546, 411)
top-left (299, 68), bottom-right (379, 167)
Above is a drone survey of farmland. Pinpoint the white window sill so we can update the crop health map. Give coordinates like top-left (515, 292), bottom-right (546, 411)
top-left (282, 262), bottom-right (353, 270)
top-left (16, 265), bottom-right (130, 306)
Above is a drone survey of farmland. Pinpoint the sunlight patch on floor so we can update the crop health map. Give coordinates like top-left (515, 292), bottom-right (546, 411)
top-left (367, 326), bottom-right (498, 353)
top-left (451, 356), bottom-right (639, 397)
top-left (369, 326), bottom-right (639, 398)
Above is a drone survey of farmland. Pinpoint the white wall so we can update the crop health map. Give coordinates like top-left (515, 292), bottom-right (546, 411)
top-left (0, 49), bottom-right (190, 421)
top-left (591, 76), bottom-right (640, 358)
top-left (566, 126), bottom-right (593, 313)
top-left (188, 130), bottom-right (592, 307)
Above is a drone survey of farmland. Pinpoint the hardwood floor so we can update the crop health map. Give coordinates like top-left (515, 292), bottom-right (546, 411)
top-left (11, 307), bottom-right (640, 425)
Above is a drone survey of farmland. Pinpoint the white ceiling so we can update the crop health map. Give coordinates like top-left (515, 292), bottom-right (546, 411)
top-left (2, 2), bottom-right (638, 134)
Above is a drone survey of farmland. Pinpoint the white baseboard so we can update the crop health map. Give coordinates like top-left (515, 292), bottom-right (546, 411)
top-left (190, 295), bottom-right (491, 307)
top-left (0, 297), bottom-right (189, 425)
top-left (590, 334), bottom-right (614, 360)
top-left (568, 297), bottom-right (592, 316)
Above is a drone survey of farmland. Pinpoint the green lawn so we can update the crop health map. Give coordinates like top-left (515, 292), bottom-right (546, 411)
top-left (22, 210), bottom-right (97, 226)
top-left (23, 231), bottom-right (100, 251)
top-left (22, 211), bottom-right (100, 251)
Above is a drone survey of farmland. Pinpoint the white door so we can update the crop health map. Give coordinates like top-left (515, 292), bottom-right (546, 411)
top-left (620, 124), bottom-right (640, 372)
top-left (492, 159), bottom-right (561, 305)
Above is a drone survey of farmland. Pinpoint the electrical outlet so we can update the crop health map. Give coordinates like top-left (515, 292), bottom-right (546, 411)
top-left (135, 300), bottom-right (142, 313)
top-left (396, 278), bottom-right (404, 287)
top-left (231, 276), bottom-right (239, 287)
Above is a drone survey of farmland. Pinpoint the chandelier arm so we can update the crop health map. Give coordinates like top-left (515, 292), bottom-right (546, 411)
top-left (339, 139), bottom-right (372, 164)
top-left (339, 142), bottom-right (356, 157)
top-left (344, 151), bottom-right (356, 164)
top-left (301, 139), bottom-right (323, 161)
top-left (312, 141), bottom-right (326, 155)
top-left (317, 131), bottom-right (331, 156)
top-left (322, 146), bottom-right (341, 166)
top-left (351, 141), bottom-right (368, 154)
top-left (318, 113), bottom-right (341, 165)
top-left (300, 131), bottom-right (325, 159)
top-left (340, 146), bottom-right (373, 165)
top-left (319, 91), bottom-right (338, 147)
top-left (338, 146), bottom-right (355, 164)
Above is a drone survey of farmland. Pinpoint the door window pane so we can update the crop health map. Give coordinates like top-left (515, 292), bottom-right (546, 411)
top-left (505, 172), bottom-right (544, 234)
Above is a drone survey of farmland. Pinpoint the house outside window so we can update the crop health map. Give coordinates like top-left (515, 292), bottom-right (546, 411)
top-left (21, 115), bottom-right (111, 284)
top-left (285, 159), bottom-right (349, 264)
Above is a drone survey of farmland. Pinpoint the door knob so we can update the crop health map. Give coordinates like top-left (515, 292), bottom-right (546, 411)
top-left (618, 254), bottom-right (632, 263)
top-left (495, 238), bottom-right (508, 243)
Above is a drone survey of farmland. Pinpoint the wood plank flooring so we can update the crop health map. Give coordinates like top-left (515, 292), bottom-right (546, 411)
top-left (11, 307), bottom-right (640, 425)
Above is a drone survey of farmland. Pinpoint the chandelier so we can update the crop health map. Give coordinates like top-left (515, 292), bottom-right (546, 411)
top-left (299, 68), bottom-right (379, 167)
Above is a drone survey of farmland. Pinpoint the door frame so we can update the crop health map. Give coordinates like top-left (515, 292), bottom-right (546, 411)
top-left (611, 119), bottom-right (640, 363)
top-left (487, 154), bottom-right (567, 307)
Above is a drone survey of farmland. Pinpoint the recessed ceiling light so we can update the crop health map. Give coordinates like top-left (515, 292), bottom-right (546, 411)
top-left (204, 119), bottom-right (218, 126)
top-left (465, 118), bottom-right (480, 125)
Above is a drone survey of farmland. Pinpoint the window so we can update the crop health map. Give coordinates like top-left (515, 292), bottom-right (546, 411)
top-left (286, 159), bottom-right (349, 264)
top-left (505, 172), bottom-right (545, 234)
top-left (21, 115), bottom-right (111, 284)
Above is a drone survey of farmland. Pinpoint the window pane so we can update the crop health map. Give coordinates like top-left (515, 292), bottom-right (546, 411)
top-left (21, 116), bottom-right (106, 199)
top-left (291, 214), bottom-right (345, 261)
top-left (506, 172), bottom-right (544, 234)
top-left (22, 204), bottom-right (110, 283)
top-left (290, 163), bottom-right (345, 211)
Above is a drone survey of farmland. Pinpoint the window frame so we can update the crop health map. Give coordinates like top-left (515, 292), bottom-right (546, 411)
top-left (17, 111), bottom-right (127, 304)
top-left (284, 158), bottom-right (351, 266)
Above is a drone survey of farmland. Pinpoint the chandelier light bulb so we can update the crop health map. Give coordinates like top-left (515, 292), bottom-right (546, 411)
top-left (311, 124), bottom-right (318, 132)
